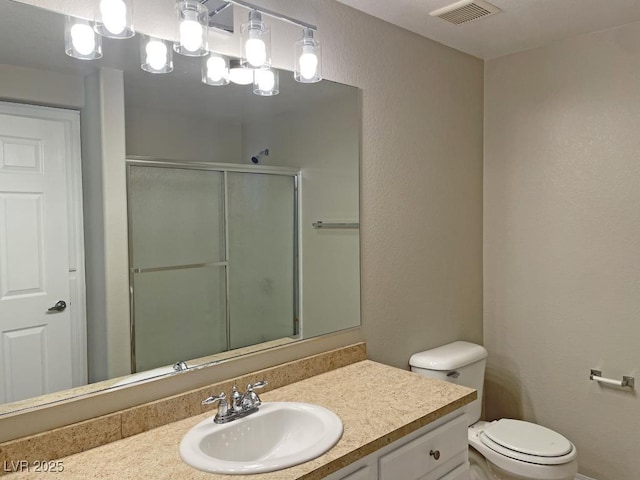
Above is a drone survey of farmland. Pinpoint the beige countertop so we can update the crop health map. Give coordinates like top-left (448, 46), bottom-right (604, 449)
top-left (4, 360), bottom-right (475, 480)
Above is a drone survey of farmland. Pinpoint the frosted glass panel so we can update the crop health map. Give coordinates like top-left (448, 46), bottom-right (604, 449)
top-left (129, 166), bottom-right (224, 268)
top-left (227, 173), bottom-right (295, 349)
top-left (133, 267), bottom-right (226, 372)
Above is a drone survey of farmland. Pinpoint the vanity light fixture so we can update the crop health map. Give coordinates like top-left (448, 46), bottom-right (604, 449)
top-left (63, 0), bottom-right (323, 94)
top-left (228, 58), bottom-right (254, 85)
top-left (65, 16), bottom-right (102, 60)
top-left (294, 27), bottom-right (321, 83)
top-left (174, 0), bottom-right (209, 57)
top-left (94, 0), bottom-right (134, 39)
top-left (141, 35), bottom-right (174, 74)
top-left (241, 10), bottom-right (271, 69)
top-left (202, 53), bottom-right (230, 86)
top-left (253, 67), bottom-right (279, 96)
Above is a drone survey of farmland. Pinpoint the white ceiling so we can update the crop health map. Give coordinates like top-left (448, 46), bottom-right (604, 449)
top-left (335, 0), bottom-right (640, 59)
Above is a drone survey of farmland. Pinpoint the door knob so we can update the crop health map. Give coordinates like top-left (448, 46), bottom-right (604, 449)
top-left (47, 300), bottom-right (67, 313)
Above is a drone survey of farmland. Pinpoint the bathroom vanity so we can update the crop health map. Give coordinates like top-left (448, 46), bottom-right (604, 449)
top-left (0, 347), bottom-right (474, 480)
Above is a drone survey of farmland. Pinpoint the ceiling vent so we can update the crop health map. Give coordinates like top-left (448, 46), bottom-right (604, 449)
top-left (429, 0), bottom-right (501, 25)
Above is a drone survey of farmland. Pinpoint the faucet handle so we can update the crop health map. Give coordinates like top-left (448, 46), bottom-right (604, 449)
top-left (203, 392), bottom-right (229, 421)
top-left (244, 380), bottom-right (268, 408)
top-left (247, 380), bottom-right (268, 391)
top-left (202, 392), bottom-right (226, 406)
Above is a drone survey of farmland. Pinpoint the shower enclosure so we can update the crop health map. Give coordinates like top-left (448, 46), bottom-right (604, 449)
top-left (126, 160), bottom-right (299, 373)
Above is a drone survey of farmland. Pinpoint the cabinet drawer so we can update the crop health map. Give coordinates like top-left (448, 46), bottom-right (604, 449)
top-left (379, 415), bottom-right (467, 480)
top-left (438, 462), bottom-right (469, 480)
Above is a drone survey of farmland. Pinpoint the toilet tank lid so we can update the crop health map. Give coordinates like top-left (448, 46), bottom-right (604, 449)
top-left (410, 341), bottom-right (488, 370)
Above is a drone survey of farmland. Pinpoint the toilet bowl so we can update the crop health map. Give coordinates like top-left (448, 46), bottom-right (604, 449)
top-left (468, 420), bottom-right (577, 480)
top-left (469, 447), bottom-right (496, 480)
top-left (409, 341), bottom-right (578, 480)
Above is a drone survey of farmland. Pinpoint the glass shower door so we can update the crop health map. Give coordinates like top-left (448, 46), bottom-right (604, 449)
top-left (227, 172), bottom-right (296, 349)
top-left (128, 166), bottom-right (227, 372)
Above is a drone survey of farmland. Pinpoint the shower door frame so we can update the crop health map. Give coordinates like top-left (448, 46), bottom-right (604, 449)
top-left (125, 157), bottom-right (301, 373)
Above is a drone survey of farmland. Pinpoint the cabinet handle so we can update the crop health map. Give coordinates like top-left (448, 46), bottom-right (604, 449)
top-left (429, 449), bottom-right (441, 460)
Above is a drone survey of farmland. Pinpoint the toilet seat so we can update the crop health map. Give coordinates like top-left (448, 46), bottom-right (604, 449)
top-left (479, 420), bottom-right (577, 466)
top-left (469, 422), bottom-right (578, 480)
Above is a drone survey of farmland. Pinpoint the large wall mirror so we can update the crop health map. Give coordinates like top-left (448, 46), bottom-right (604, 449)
top-left (0, 0), bottom-right (360, 415)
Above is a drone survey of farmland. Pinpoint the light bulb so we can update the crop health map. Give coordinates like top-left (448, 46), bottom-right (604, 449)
top-left (180, 11), bottom-right (203, 53)
top-left (256, 70), bottom-right (275, 92)
top-left (294, 27), bottom-right (321, 83)
top-left (71, 23), bottom-right (96, 56)
top-left (229, 60), bottom-right (253, 85)
top-left (207, 56), bottom-right (226, 82)
top-left (299, 50), bottom-right (318, 80)
top-left (146, 40), bottom-right (168, 71)
top-left (241, 11), bottom-right (270, 69)
top-left (253, 68), bottom-right (278, 96)
top-left (245, 37), bottom-right (266, 67)
top-left (100, 0), bottom-right (127, 35)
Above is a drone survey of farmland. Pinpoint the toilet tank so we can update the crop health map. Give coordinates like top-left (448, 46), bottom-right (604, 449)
top-left (409, 341), bottom-right (487, 425)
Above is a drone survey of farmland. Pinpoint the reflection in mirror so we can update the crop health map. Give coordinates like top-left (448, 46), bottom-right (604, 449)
top-left (0, 0), bottom-right (360, 415)
top-left (128, 162), bottom-right (298, 372)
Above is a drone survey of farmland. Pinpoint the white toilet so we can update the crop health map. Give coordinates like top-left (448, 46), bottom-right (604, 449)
top-left (410, 341), bottom-right (578, 480)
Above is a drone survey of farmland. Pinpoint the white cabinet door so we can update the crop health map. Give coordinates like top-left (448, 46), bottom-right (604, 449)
top-left (326, 412), bottom-right (468, 480)
top-left (379, 414), bottom-right (467, 480)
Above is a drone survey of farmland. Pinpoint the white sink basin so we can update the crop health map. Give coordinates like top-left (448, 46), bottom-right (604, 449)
top-left (179, 402), bottom-right (343, 474)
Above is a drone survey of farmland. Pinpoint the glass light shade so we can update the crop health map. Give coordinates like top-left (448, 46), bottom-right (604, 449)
top-left (202, 53), bottom-right (229, 86)
top-left (174, 0), bottom-right (208, 57)
top-left (94, 0), bottom-right (134, 39)
top-left (141, 35), bottom-right (173, 74)
top-left (294, 28), bottom-right (321, 83)
top-left (228, 59), bottom-right (254, 85)
top-left (65, 16), bottom-right (102, 60)
top-left (253, 68), bottom-right (279, 96)
top-left (241, 10), bottom-right (271, 69)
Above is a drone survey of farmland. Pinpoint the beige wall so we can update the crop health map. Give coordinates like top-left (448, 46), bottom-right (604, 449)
top-left (324, 4), bottom-right (484, 367)
top-left (126, 107), bottom-right (241, 162)
top-left (484, 21), bottom-right (640, 480)
top-left (0, 64), bottom-right (84, 108)
top-left (81, 69), bottom-right (131, 382)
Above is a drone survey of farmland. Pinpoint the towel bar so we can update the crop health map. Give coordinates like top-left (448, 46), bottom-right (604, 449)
top-left (590, 369), bottom-right (634, 388)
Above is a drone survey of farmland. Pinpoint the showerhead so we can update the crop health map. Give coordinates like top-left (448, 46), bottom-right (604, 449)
top-left (251, 148), bottom-right (270, 164)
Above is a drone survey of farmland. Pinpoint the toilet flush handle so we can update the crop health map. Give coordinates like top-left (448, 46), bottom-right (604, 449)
top-left (446, 371), bottom-right (460, 379)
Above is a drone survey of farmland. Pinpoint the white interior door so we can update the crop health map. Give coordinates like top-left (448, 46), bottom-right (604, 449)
top-left (0, 103), bottom-right (80, 403)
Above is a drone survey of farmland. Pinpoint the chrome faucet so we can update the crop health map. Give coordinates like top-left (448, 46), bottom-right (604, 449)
top-left (202, 380), bottom-right (268, 424)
